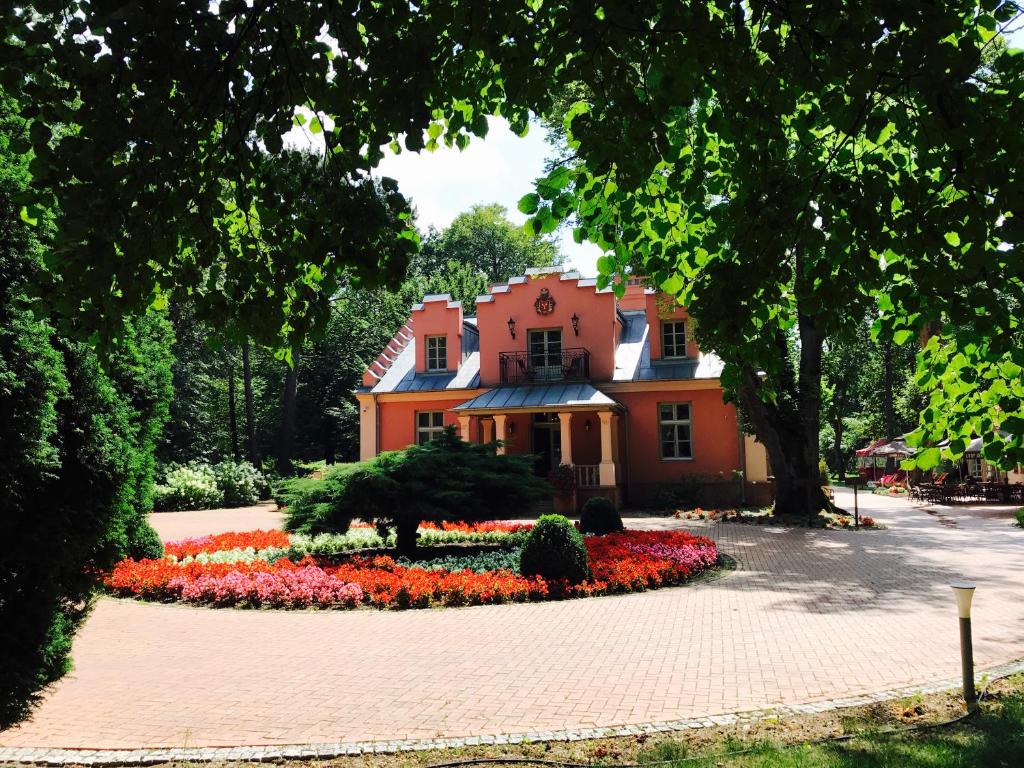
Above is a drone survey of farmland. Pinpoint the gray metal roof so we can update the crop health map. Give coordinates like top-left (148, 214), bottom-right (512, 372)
top-left (613, 310), bottom-right (724, 381)
top-left (370, 340), bottom-right (481, 393)
top-left (453, 383), bottom-right (618, 412)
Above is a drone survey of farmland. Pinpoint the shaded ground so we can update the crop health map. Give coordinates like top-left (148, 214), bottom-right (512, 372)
top-left (1, 489), bottom-right (1021, 750)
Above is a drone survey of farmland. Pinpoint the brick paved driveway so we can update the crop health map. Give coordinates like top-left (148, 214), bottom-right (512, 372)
top-left (1, 489), bottom-right (1021, 749)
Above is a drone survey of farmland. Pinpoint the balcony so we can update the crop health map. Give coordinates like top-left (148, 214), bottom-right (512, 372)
top-left (498, 348), bottom-right (591, 384)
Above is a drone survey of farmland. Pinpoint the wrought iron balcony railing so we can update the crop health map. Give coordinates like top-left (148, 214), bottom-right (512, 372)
top-left (498, 347), bottom-right (591, 384)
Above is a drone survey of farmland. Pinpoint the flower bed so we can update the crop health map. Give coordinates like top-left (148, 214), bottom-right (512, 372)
top-left (105, 524), bottom-right (720, 610)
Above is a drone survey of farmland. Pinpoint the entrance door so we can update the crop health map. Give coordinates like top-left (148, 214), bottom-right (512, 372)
top-left (529, 329), bottom-right (562, 381)
top-left (531, 412), bottom-right (562, 477)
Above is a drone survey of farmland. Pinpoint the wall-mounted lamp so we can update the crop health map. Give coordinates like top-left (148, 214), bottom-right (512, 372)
top-left (508, 420), bottom-right (516, 435)
top-left (584, 419), bottom-right (592, 432)
top-left (507, 317), bottom-right (516, 339)
top-left (570, 313), bottom-right (580, 336)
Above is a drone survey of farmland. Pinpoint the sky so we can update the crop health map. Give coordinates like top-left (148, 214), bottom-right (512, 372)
top-left (286, 116), bottom-right (604, 277)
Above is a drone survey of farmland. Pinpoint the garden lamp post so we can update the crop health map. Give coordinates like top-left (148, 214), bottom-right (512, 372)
top-left (950, 581), bottom-right (977, 703)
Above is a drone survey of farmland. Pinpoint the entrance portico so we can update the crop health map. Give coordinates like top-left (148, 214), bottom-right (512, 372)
top-left (452, 384), bottom-right (624, 505)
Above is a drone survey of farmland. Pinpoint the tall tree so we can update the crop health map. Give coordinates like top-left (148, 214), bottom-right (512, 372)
top-left (499, 2), bottom-right (1024, 517)
top-left (1, 93), bottom-right (173, 725)
top-left (227, 352), bottom-right (240, 461)
top-left (242, 338), bottom-right (259, 466)
top-left (277, 351), bottom-right (300, 476)
top-left (415, 204), bottom-right (561, 281)
top-left (7, 1), bottom-right (1023, 513)
top-left (6, 4), bottom-right (422, 350)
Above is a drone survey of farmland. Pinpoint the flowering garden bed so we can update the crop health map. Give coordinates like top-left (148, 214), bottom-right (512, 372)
top-left (104, 523), bottom-right (720, 610)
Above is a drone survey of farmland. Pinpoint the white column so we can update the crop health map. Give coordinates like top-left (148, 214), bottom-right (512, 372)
top-left (481, 417), bottom-right (495, 444)
top-left (599, 411), bottom-right (617, 486)
top-left (357, 394), bottom-right (378, 460)
top-left (558, 412), bottom-right (574, 466)
top-left (458, 415), bottom-right (472, 442)
top-left (494, 414), bottom-right (508, 455)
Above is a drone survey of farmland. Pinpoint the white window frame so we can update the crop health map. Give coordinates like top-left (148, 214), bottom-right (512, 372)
top-left (661, 320), bottom-right (688, 359)
top-left (425, 335), bottom-right (447, 372)
top-left (528, 328), bottom-right (563, 380)
top-left (659, 402), bottom-right (693, 460)
top-left (416, 411), bottom-right (445, 444)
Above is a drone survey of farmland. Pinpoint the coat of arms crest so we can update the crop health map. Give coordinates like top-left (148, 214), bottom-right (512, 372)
top-left (534, 287), bottom-right (556, 315)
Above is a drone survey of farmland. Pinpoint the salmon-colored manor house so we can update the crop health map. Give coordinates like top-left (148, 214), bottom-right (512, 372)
top-left (356, 266), bottom-right (772, 509)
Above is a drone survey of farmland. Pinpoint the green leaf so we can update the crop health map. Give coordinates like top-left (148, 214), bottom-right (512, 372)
top-left (893, 329), bottom-right (913, 345)
top-left (917, 447), bottom-right (942, 470)
top-left (660, 274), bottom-right (684, 294)
top-left (19, 206), bottom-right (38, 226)
top-left (596, 255), bottom-right (615, 275)
top-left (944, 232), bottom-right (960, 247)
top-left (518, 192), bottom-right (540, 215)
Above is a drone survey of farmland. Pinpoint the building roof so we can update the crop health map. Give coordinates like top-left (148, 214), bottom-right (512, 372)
top-left (613, 310), bottom-right (724, 381)
top-left (368, 321), bottom-right (481, 394)
top-left (453, 383), bottom-right (619, 412)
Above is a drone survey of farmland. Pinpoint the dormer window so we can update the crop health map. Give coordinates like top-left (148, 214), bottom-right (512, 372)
top-left (661, 320), bottom-right (688, 359)
top-left (426, 335), bottom-right (447, 371)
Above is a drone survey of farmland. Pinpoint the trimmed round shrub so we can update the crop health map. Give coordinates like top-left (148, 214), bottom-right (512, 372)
top-left (579, 497), bottom-right (624, 535)
top-left (127, 520), bottom-right (164, 560)
top-left (1015, 508), bottom-right (1024, 529)
top-left (519, 514), bottom-right (590, 583)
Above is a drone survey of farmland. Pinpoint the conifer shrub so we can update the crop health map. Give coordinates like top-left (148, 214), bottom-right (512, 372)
top-left (127, 520), bottom-right (164, 560)
top-left (1, 97), bottom-right (173, 726)
top-left (579, 496), bottom-right (624, 535)
top-left (283, 427), bottom-right (550, 555)
top-left (519, 514), bottom-right (590, 583)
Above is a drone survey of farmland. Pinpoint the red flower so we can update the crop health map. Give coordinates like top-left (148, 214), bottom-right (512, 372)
top-left (106, 526), bottom-right (718, 609)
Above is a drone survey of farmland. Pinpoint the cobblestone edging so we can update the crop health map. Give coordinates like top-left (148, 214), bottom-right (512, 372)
top-left (3, 658), bottom-right (1022, 767)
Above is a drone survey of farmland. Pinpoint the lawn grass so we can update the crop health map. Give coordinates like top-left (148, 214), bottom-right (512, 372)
top-left (226, 674), bottom-right (1024, 768)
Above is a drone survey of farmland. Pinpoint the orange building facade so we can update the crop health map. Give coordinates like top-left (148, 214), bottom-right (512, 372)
top-left (356, 267), bottom-right (772, 509)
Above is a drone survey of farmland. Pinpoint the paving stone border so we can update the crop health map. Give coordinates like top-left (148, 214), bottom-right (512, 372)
top-left (3, 658), bottom-right (1022, 767)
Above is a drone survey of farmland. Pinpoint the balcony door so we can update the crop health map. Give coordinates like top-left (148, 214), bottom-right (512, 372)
top-left (529, 328), bottom-right (562, 381)
top-left (531, 412), bottom-right (562, 477)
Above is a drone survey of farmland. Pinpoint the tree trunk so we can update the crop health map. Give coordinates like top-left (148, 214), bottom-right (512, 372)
top-left (882, 340), bottom-right (896, 440)
top-left (738, 315), bottom-right (830, 525)
top-left (242, 338), bottom-right (259, 466)
top-left (277, 351), bottom-right (300, 476)
top-left (832, 415), bottom-right (846, 483)
top-left (227, 357), bottom-right (239, 461)
top-left (395, 516), bottom-right (419, 557)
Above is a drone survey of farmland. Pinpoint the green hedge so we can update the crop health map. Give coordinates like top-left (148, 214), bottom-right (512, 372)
top-left (519, 515), bottom-right (590, 583)
top-left (579, 497), bottom-right (623, 535)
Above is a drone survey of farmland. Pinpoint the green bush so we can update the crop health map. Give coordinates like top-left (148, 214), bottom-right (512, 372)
top-left (579, 496), bottom-right (623, 535)
top-left (519, 514), bottom-right (590, 583)
top-left (152, 459), bottom-right (269, 511)
top-left (284, 427), bottom-right (550, 555)
top-left (153, 463), bottom-right (223, 511)
top-left (0, 98), bottom-right (173, 727)
top-left (126, 520), bottom-right (164, 560)
top-left (213, 459), bottom-right (266, 506)
top-left (1015, 508), bottom-right (1024, 528)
